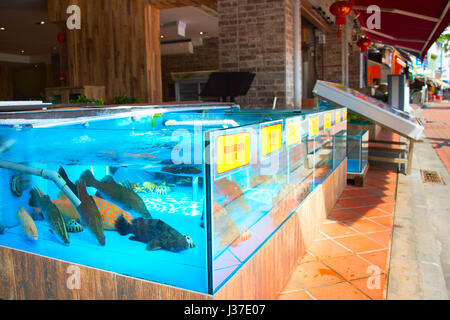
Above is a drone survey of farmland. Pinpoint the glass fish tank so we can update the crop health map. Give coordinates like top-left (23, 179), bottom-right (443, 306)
top-left (345, 129), bottom-right (369, 174)
top-left (0, 104), bottom-right (347, 295)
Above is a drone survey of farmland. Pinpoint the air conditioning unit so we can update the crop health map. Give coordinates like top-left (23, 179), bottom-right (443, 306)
top-left (161, 41), bottom-right (194, 56)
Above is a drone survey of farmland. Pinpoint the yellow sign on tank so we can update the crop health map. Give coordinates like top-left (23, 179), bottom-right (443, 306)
top-left (261, 123), bottom-right (283, 157)
top-left (216, 132), bottom-right (250, 175)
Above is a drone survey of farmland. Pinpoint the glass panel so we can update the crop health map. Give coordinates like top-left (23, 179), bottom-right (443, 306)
top-left (0, 121), bottom-right (209, 294)
top-left (207, 116), bottom-right (315, 293)
top-left (346, 129), bottom-right (368, 173)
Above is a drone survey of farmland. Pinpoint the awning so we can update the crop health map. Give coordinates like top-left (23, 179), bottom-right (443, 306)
top-left (351, 0), bottom-right (450, 59)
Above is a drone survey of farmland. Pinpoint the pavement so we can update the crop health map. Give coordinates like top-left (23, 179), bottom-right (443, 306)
top-left (278, 166), bottom-right (397, 300)
top-left (388, 102), bottom-right (450, 300)
top-left (277, 101), bottom-right (450, 300)
top-left (419, 102), bottom-right (450, 172)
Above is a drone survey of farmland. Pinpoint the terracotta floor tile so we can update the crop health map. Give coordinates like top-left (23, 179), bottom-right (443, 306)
top-left (319, 222), bottom-right (358, 238)
top-left (280, 277), bottom-right (303, 293)
top-left (366, 231), bottom-right (392, 247)
top-left (344, 219), bottom-right (389, 233)
top-left (356, 196), bottom-right (395, 206)
top-left (298, 253), bottom-right (318, 264)
top-left (369, 216), bottom-right (394, 228)
top-left (358, 250), bottom-right (390, 272)
top-left (307, 282), bottom-right (370, 300)
top-left (307, 239), bottom-right (353, 260)
top-left (351, 274), bottom-right (387, 300)
top-left (321, 255), bottom-right (379, 281)
top-left (341, 189), bottom-right (372, 198)
top-left (334, 235), bottom-right (385, 253)
top-left (278, 290), bottom-right (313, 300)
top-left (352, 206), bottom-right (391, 218)
top-left (291, 261), bottom-right (345, 289)
top-left (327, 209), bottom-right (362, 222)
top-left (376, 203), bottom-right (396, 215)
top-left (336, 198), bottom-right (366, 209)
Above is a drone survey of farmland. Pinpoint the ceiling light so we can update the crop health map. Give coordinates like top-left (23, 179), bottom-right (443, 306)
top-left (0, 27), bottom-right (5, 31)
top-left (40, 21), bottom-right (46, 25)
top-left (160, 35), bottom-right (165, 39)
top-left (20, 50), bottom-right (25, 54)
top-left (199, 31), bottom-right (205, 35)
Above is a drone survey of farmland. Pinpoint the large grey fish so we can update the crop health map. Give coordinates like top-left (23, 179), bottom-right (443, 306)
top-left (115, 216), bottom-right (194, 252)
top-left (29, 188), bottom-right (70, 245)
top-left (76, 181), bottom-right (105, 246)
top-left (80, 170), bottom-right (151, 218)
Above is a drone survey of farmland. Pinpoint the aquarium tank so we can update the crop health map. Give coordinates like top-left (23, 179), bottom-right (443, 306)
top-left (0, 105), bottom-right (347, 295)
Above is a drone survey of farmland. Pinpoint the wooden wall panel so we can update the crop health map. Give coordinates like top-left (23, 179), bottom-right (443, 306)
top-left (0, 246), bottom-right (16, 300)
top-left (47, 0), bottom-right (162, 104)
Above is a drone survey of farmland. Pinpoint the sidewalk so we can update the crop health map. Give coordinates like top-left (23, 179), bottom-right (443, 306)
top-left (417, 102), bottom-right (450, 172)
top-left (278, 166), bottom-right (397, 300)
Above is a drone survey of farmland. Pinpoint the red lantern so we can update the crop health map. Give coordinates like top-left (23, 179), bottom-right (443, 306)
top-left (330, 1), bottom-right (353, 38)
top-left (57, 33), bottom-right (66, 43)
top-left (357, 37), bottom-right (372, 54)
top-left (59, 74), bottom-right (67, 82)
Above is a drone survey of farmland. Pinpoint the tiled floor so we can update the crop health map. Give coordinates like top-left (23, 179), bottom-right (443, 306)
top-left (278, 166), bottom-right (397, 300)
top-left (419, 102), bottom-right (450, 172)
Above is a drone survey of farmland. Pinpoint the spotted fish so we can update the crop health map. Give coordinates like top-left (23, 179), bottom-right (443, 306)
top-left (16, 206), bottom-right (38, 240)
top-left (29, 188), bottom-right (70, 245)
top-left (115, 216), bottom-right (195, 252)
top-left (80, 170), bottom-right (151, 218)
top-left (65, 219), bottom-right (83, 233)
top-left (52, 193), bottom-right (133, 231)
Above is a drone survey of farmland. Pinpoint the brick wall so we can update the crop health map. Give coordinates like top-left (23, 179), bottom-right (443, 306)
top-left (218, 0), bottom-right (297, 109)
top-left (161, 38), bottom-right (220, 102)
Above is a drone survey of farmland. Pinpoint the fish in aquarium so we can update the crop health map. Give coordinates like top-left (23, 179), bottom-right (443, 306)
top-left (214, 177), bottom-right (249, 213)
top-left (10, 173), bottom-right (31, 197)
top-left (65, 219), bottom-right (83, 233)
top-left (58, 167), bottom-right (78, 197)
top-left (16, 207), bottom-right (38, 241)
top-left (161, 165), bottom-right (202, 175)
top-left (80, 170), bottom-right (152, 218)
top-left (76, 181), bottom-right (105, 246)
top-left (29, 188), bottom-right (70, 245)
top-left (213, 202), bottom-right (252, 248)
top-left (32, 192), bottom-right (134, 231)
top-left (115, 216), bottom-right (195, 252)
top-left (0, 223), bottom-right (4, 235)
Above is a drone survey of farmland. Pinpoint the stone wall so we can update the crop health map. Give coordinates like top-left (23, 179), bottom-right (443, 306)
top-left (218, 0), bottom-right (297, 109)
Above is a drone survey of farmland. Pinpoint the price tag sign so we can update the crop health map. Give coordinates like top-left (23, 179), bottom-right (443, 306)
top-left (286, 117), bottom-right (302, 148)
top-left (324, 113), bottom-right (332, 131)
top-left (343, 109), bottom-right (347, 121)
top-left (335, 110), bottom-right (341, 124)
top-left (261, 122), bottom-right (283, 157)
top-left (216, 132), bottom-right (250, 176)
top-left (309, 116), bottom-right (319, 138)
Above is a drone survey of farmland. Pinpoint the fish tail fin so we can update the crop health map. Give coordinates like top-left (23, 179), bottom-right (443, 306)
top-left (115, 215), bottom-right (132, 236)
top-left (80, 170), bottom-right (95, 187)
top-left (29, 187), bottom-right (41, 208)
top-left (59, 167), bottom-right (78, 197)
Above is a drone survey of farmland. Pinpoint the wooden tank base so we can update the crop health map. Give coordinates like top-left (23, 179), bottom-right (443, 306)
top-left (0, 159), bottom-right (347, 300)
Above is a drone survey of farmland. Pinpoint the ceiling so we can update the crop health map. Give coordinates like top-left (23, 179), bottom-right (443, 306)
top-left (0, 1), bottom-right (217, 58)
top-left (160, 6), bottom-right (218, 42)
top-left (0, 1), bottom-right (60, 56)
